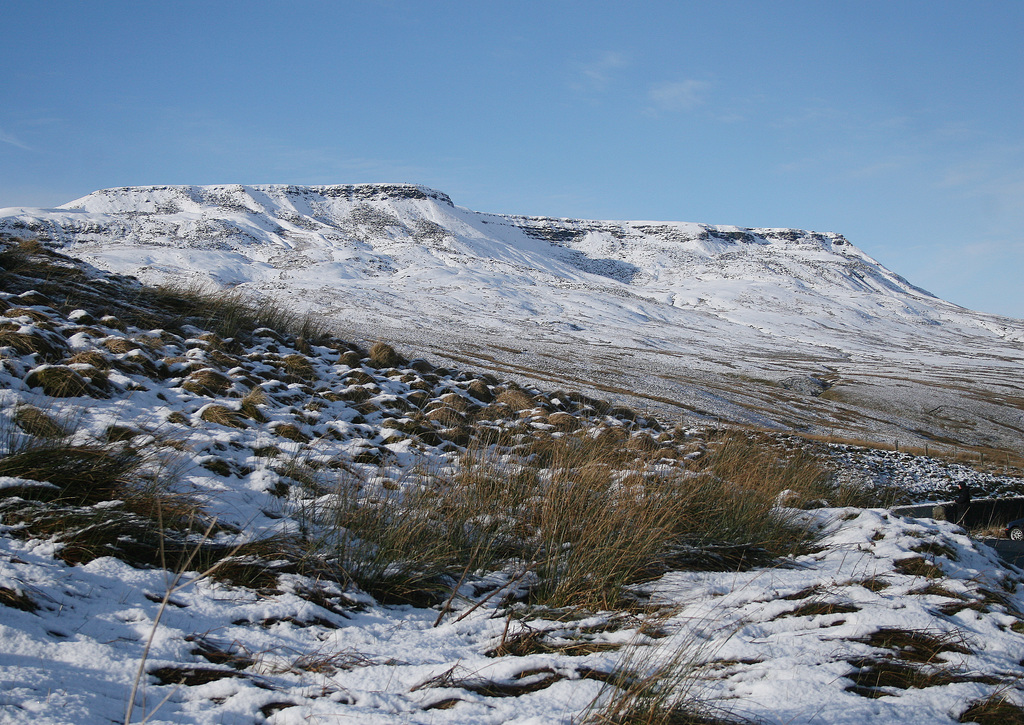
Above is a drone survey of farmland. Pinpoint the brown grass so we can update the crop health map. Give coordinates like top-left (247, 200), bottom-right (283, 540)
top-left (300, 431), bottom-right (824, 610)
top-left (281, 354), bottom-right (316, 381)
top-left (199, 405), bottom-right (248, 429)
top-left (959, 694), bottom-right (1024, 724)
top-left (182, 369), bottom-right (233, 396)
top-left (24, 366), bottom-right (93, 398)
top-left (66, 350), bottom-right (110, 369)
top-left (854, 627), bottom-right (970, 662)
top-left (12, 405), bottom-right (70, 439)
top-left (581, 631), bottom-right (742, 725)
top-left (0, 329), bottom-right (69, 362)
top-left (368, 341), bottom-right (406, 369)
top-left (0, 436), bottom-right (141, 506)
top-left (494, 389), bottom-right (536, 412)
top-left (0, 585), bottom-right (39, 613)
top-left (144, 281), bottom-right (331, 345)
top-left (239, 386), bottom-right (269, 422)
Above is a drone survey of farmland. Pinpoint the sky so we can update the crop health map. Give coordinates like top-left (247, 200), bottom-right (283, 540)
top-left (2, 1), bottom-right (1023, 319)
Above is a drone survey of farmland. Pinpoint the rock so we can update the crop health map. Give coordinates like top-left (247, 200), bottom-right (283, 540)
top-left (780, 376), bottom-right (831, 397)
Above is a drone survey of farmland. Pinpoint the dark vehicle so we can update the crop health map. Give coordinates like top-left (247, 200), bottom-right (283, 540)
top-left (1005, 518), bottom-right (1024, 541)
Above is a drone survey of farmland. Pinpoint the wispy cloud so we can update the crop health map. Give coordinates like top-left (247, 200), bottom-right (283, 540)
top-left (645, 79), bottom-right (709, 113)
top-left (933, 145), bottom-right (1024, 220)
top-left (571, 51), bottom-right (629, 93)
top-left (845, 157), bottom-right (914, 179)
top-left (773, 105), bottom-right (843, 129)
top-left (0, 126), bottom-right (31, 151)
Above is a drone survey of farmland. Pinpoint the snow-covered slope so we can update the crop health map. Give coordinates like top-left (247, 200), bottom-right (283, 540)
top-left (2, 244), bottom-right (1024, 725)
top-left (0, 183), bottom-right (975, 343)
top-left (2, 184), bottom-right (1022, 450)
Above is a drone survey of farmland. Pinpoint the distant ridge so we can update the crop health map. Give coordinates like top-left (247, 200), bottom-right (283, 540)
top-left (61, 183), bottom-right (456, 210)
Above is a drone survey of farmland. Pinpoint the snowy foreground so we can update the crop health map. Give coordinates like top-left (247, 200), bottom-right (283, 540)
top-left (2, 230), bottom-right (1024, 724)
top-left (3, 507), bottom-right (1024, 725)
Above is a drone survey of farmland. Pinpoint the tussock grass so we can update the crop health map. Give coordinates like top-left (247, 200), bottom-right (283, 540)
top-left (239, 386), bottom-right (269, 422)
top-left (854, 627), bottom-right (970, 662)
top-left (182, 369), bottom-right (233, 396)
top-left (959, 693), bottom-right (1024, 724)
top-left (0, 416), bottom-right (294, 587)
top-left (0, 434), bottom-right (142, 506)
top-left (582, 634), bottom-right (744, 725)
top-left (23, 365), bottom-right (90, 397)
top-left (299, 432), bottom-right (824, 610)
top-left (12, 405), bottom-right (71, 439)
top-left (66, 350), bottom-right (111, 368)
top-left (893, 556), bottom-right (945, 579)
top-left (666, 436), bottom-right (822, 556)
top-left (0, 585), bottom-right (39, 613)
top-left (143, 281), bottom-right (331, 345)
top-left (198, 404), bottom-right (248, 429)
top-left (300, 469), bottom-right (465, 606)
top-left (0, 328), bottom-right (70, 362)
top-left (368, 341), bottom-right (406, 369)
top-left (280, 353), bottom-right (316, 381)
top-left (494, 389), bottom-right (536, 412)
top-left (0, 236), bottom-right (47, 273)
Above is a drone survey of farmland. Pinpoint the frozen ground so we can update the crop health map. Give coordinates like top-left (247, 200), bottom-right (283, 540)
top-left (5, 506), bottom-right (1024, 725)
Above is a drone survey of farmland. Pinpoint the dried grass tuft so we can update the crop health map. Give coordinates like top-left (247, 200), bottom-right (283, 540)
top-left (12, 405), bottom-right (70, 439)
top-left (199, 405), bottom-right (248, 429)
top-left (959, 693), bottom-right (1024, 725)
top-left (368, 341), bottom-right (406, 369)
top-left (24, 366), bottom-right (93, 398)
top-left (494, 389), bottom-right (535, 412)
top-left (182, 369), bottom-right (233, 396)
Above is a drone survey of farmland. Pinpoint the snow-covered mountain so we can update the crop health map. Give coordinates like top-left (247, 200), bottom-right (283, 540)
top-left (2, 183), bottom-right (1022, 450)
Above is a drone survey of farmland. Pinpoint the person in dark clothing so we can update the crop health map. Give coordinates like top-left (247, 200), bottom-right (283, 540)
top-left (954, 482), bottom-right (972, 525)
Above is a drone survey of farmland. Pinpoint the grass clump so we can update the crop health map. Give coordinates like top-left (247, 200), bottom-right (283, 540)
top-left (0, 328), bottom-right (69, 362)
top-left (0, 585), bottom-right (39, 613)
top-left (368, 341), bottom-right (406, 369)
top-left (893, 556), bottom-right (945, 579)
top-left (12, 405), bottom-right (70, 439)
top-left (494, 389), bottom-right (536, 412)
top-left (583, 635), bottom-right (744, 725)
top-left (198, 404), bottom-right (248, 429)
top-left (24, 365), bottom-right (94, 398)
top-left (959, 694), bottom-right (1024, 724)
top-left (300, 432), bottom-right (823, 610)
top-left (300, 470), bottom-right (465, 606)
top-left (280, 353), bottom-right (316, 382)
top-left (854, 627), bottom-right (970, 662)
top-left (182, 369), bottom-right (233, 396)
top-left (0, 434), bottom-right (142, 506)
top-left (664, 436), bottom-right (822, 558)
top-left (0, 419), bottom-right (292, 584)
top-left (144, 281), bottom-right (330, 346)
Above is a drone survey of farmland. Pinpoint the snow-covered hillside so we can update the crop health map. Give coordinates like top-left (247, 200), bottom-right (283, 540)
top-left (2, 240), bottom-right (1024, 725)
top-left (2, 184), bottom-right (1022, 451)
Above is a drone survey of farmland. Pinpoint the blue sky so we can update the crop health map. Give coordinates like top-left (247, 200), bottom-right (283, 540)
top-left (3, 1), bottom-right (1023, 318)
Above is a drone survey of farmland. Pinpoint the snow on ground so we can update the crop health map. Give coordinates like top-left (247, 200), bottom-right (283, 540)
top-left (4, 505), bottom-right (1024, 724)
top-left (832, 446), bottom-right (1024, 501)
top-left (2, 203), bottom-right (1024, 724)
